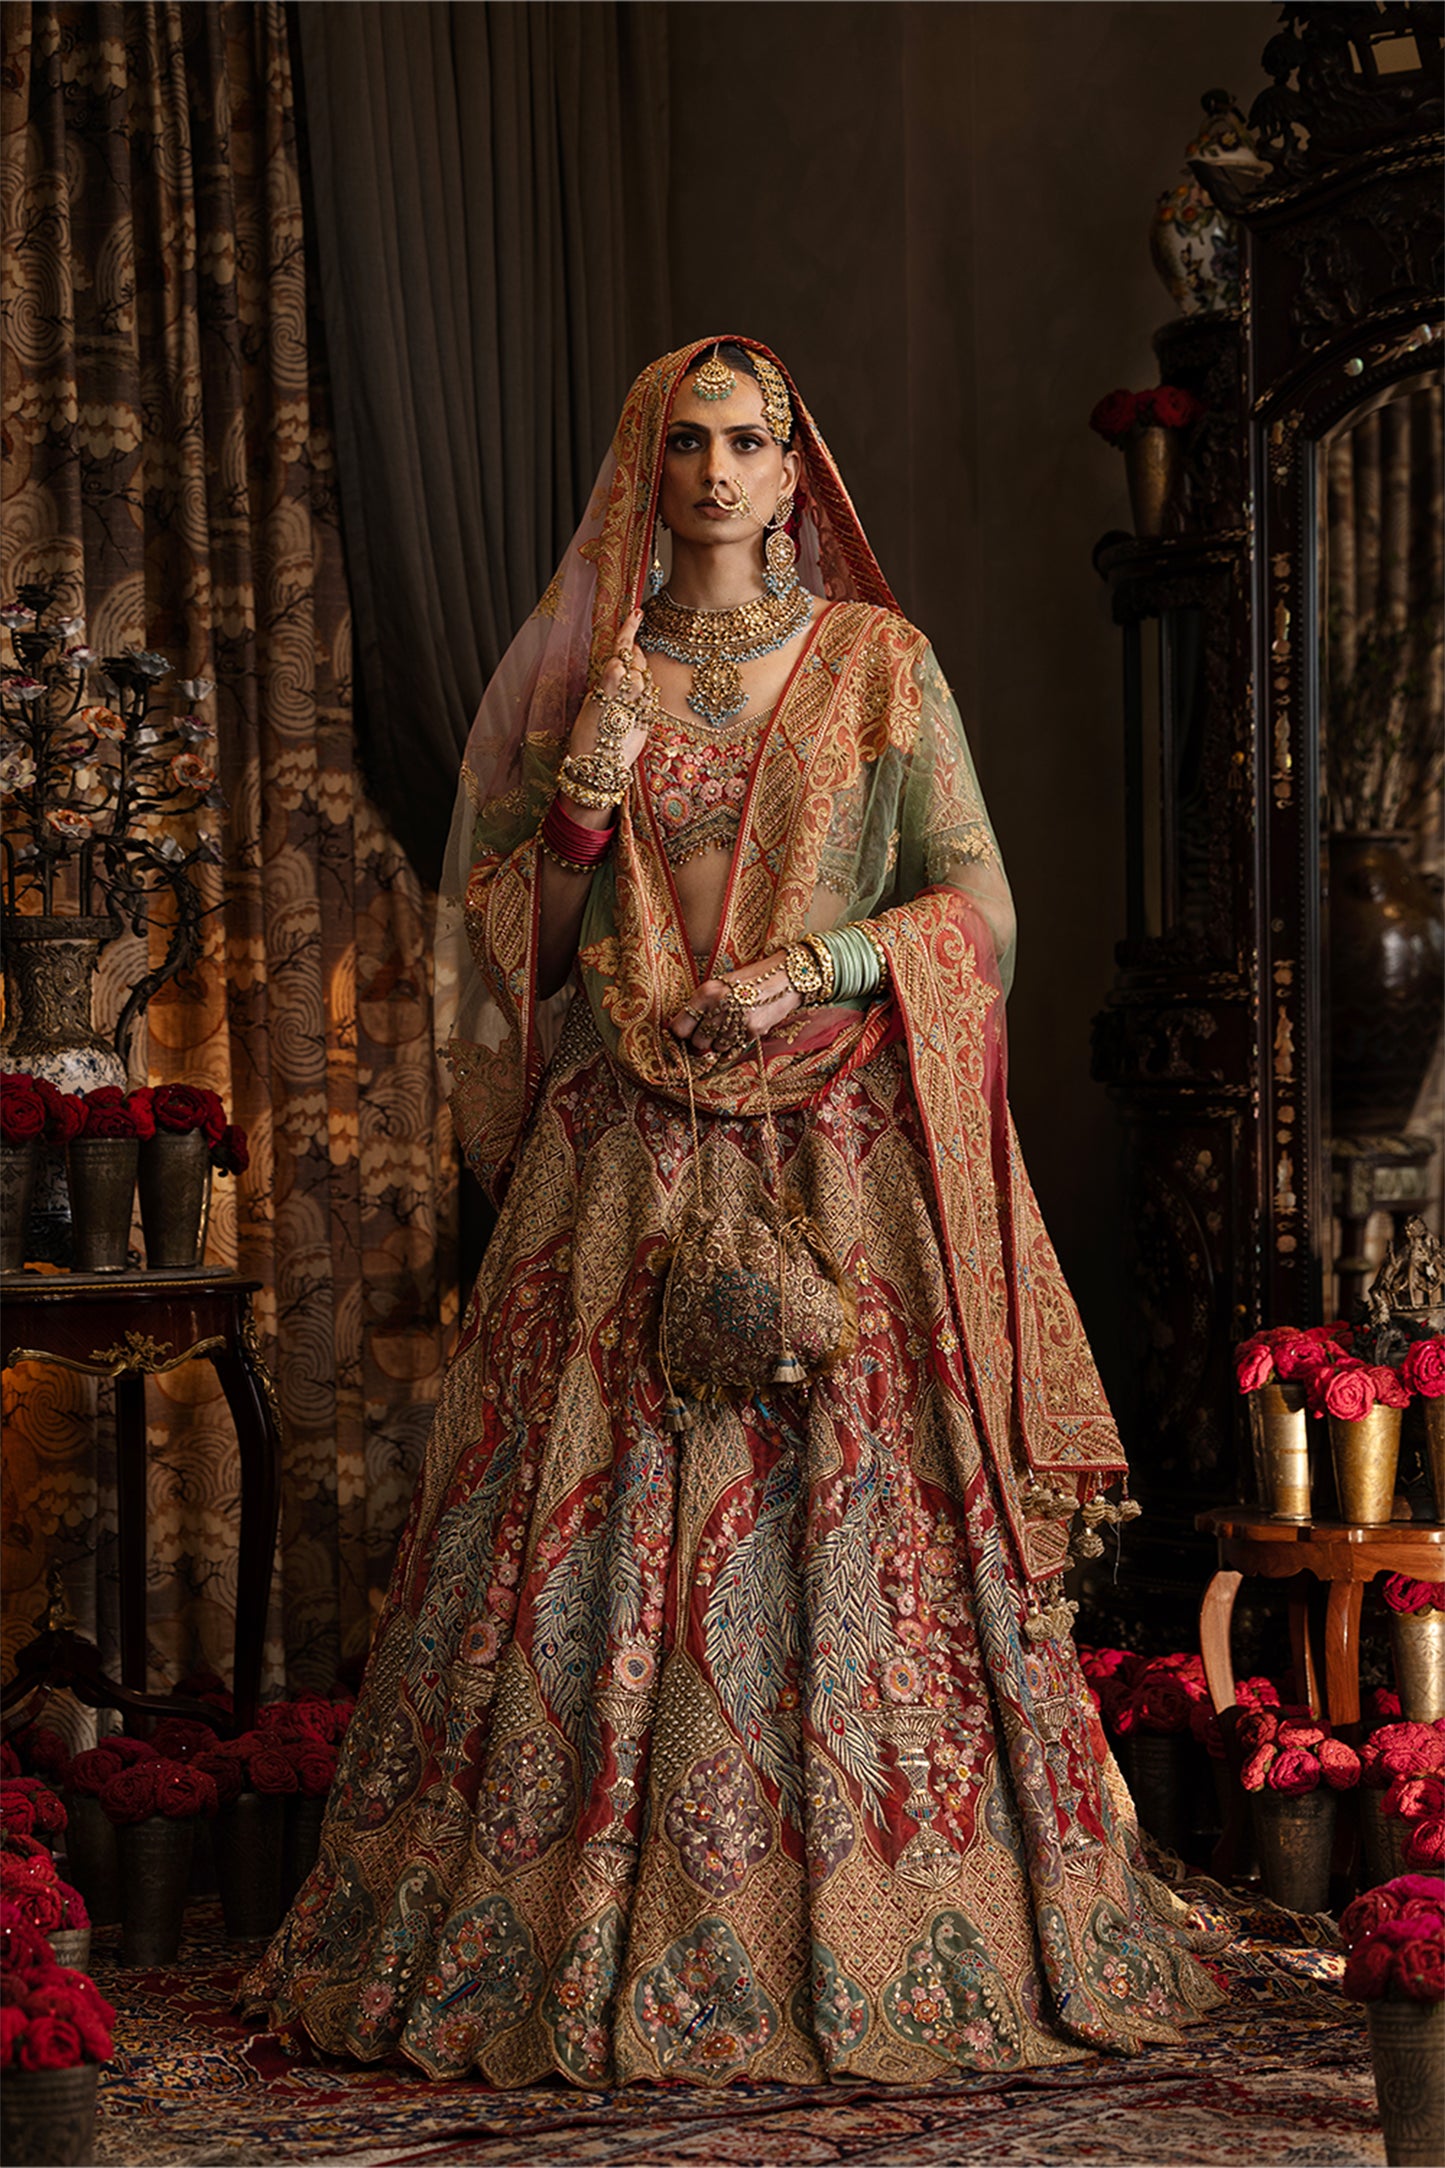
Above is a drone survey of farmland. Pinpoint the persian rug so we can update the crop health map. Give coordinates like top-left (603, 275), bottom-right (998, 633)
top-left (89, 1892), bottom-right (1381, 2168)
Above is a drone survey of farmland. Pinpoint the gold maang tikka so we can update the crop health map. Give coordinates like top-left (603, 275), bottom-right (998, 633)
top-left (691, 345), bottom-right (737, 402)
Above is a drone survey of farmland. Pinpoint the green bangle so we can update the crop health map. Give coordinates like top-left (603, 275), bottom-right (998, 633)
top-left (818, 924), bottom-right (885, 1001)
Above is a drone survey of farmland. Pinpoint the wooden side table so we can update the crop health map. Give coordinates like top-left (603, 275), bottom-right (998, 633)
top-left (1, 1270), bottom-right (283, 1734)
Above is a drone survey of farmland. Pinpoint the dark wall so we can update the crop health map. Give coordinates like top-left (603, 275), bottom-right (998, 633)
top-left (664, 0), bottom-right (1275, 1392)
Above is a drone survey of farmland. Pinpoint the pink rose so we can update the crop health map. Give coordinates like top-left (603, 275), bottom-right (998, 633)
top-left (1388, 1775), bottom-right (1445, 1823)
top-left (1317, 1738), bottom-right (1361, 1790)
top-left (1275, 1336), bottom-right (1345, 1384)
top-left (1237, 1710), bottom-right (1279, 1755)
top-left (1277, 1719), bottom-right (1326, 1750)
top-left (1402, 1336), bottom-right (1445, 1400)
top-left (1240, 1745), bottom-right (1277, 1792)
top-left (1405, 1818), bottom-right (1445, 1869)
top-left (1236, 1342), bottom-right (1276, 1394)
top-left (1321, 1362), bottom-right (1376, 1421)
top-left (1268, 1747), bottom-right (1322, 1796)
top-left (1370, 1365), bottom-right (1411, 1410)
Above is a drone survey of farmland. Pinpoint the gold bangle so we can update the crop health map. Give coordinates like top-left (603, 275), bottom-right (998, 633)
top-left (557, 752), bottom-right (629, 810)
top-left (783, 941), bottom-right (826, 1007)
top-left (854, 918), bottom-right (891, 985)
top-left (801, 933), bottom-right (835, 1004)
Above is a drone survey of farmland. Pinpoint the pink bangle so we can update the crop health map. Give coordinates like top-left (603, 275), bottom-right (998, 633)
top-left (541, 797), bottom-right (615, 871)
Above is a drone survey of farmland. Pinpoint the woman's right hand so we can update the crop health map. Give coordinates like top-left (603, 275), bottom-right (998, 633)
top-left (564, 606), bottom-right (652, 775)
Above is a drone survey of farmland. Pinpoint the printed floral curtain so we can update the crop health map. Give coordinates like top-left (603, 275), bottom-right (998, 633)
top-left (1, 1), bottom-right (455, 1703)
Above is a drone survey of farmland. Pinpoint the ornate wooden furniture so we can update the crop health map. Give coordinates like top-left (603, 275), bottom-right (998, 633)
top-left (0, 1270), bottom-right (282, 1734)
top-left (1087, 5), bottom-right (1444, 1637)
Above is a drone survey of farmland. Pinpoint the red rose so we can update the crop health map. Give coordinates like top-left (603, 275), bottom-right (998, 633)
top-left (1343, 1934), bottom-right (1400, 2000)
top-left (1241, 1744), bottom-right (1277, 1792)
top-left (1403, 1336), bottom-right (1445, 1400)
top-left (65, 1748), bottom-right (124, 1798)
top-left (148, 1719), bottom-right (215, 1761)
top-left (1090, 389), bottom-right (1140, 444)
top-left (0, 2004), bottom-right (24, 2067)
top-left (1268, 1747), bottom-right (1322, 1796)
top-left (0, 1074), bottom-right (48, 1146)
top-left (15, 1731), bottom-right (70, 1784)
top-left (1137, 384), bottom-right (1204, 430)
top-left (106, 1737), bottom-right (158, 1767)
top-left (1341, 1886), bottom-right (1407, 1946)
top-left (246, 1749), bottom-right (299, 1796)
top-left (76, 1089), bottom-right (144, 1141)
top-left (1237, 1675), bottom-right (1282, 1710)
top-left (1406, 1817), bottom-right (1445, 1869)
top-left (1128, 1677), bottom-right (1194, 1734)
top-left (1389, 1776), bottom-right (1445, 1823)
top-left (151, 1084), bottom-right (226, 1147)
top-left (1274, 1337), bottom-right (1346, 1384)
top-left (1236, 1342), bottom-right (1276, 1393)
top-left (211, 1124), bottom-right (249, 1176)
top-left (96, 1765), bottom-right (161, 1826)
top-left (0, 1793), bottom-right (35, 1840)
top-left (1379, 1726), bottom-right (1445, 1778)
top-left (1393, 1928), bottom-right (1445, 2000)
top-left (1317, 1738), bottom-right (1362, 1790)
top-left (153, 1764), bottom-right (218, 1819)
top-left (1078, 1647), bottom-right (1139, 1684)
top-left (15, 2014), bottom-right (84, 2072)
top-left (1276, 1719), bottom-right (1326, 1750)
top-left (1370, 1365), bottom-right (1412, 1410)
top-left (295, 1746), bottom-right (337, 1800)
top-left (1383, 1575), bottom-right (1445, 1617)
top-left (1237, 1710), bottom-right (1279, 1755)
top-left (1321, 1362), bottom-right (1377, 1421)
top-left (192, 1753), bottom-right (245, 1806)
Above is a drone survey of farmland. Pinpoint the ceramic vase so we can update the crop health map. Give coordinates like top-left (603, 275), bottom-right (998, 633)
top-left (212, 1790), bottom-right (286, 1938)
top-left (1328, 834), bottom-right (1444, 1135)
top-left (1329, 1405), bottom-right (1403, 1525)
top-left (0, 2063), bottom-right (98, 2167)
top-left (1149, 90), bottom-right (1267, 317)
top-left (116, 1813), bottom-right (194, 1964)
top-left (60, 1790), bottom-right (121, 1925)
top-left (1251, 1785), bottom-right (1336, 1912)
top-left (1248, 1381), bottom-right (1313, 1519)
top-left (65, 1136), bottom-right (138, 1272)
top-left (1366, 1997), bottom-right (1445, 2165)
top-left (0, 913), bottom-right (124, 1264)
top-left (138, 1126), bottom-right (211, 1269)
top-left (1390, 1607), bottom-right (1445, 1724)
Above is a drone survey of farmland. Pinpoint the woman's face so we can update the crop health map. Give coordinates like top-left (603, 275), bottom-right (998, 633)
top-left (658, 366), bottom-right (800, 549)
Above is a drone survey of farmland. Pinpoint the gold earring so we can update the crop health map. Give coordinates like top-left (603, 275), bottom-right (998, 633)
top-left (764, 492), bottom-right (797, 596)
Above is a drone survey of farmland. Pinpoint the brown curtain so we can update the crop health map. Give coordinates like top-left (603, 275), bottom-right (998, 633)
top-left (1, 1), bottom-right (455, 1700)
top-left (293, 0), bottom-right (672, 882)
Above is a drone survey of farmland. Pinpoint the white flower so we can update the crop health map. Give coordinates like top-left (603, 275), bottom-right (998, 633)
top-left (0, 748), bottom-right (37, 792)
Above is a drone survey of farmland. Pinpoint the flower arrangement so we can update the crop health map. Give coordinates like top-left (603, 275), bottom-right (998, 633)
top-left (1403, 1335), bottom-right (1445, 1400)
top-left (1305, 1356), bottom-right (1411, 1420)
top-left (1236, 1709), bottom-right (1362, 1794)
top-left (0, 1913), bottom-right (114, 2070)
top-left (1339, 1875), bottom-right (1445, 2002)
top-left (197, 1728), bottom-right (338, 1801)
top-left (1234, 1322), bottom-right (1354, 1394)
top-left (3, 1728), bottom-right (72, 1785)
top-left (0, 1848), bottom-right (88, 1938)
top-left (1089, 386), bottom-right (1205, 444)
top-left (64, 1738), bottom-right (157, 1798)
top-left (0, 1781), bottom-right (67, 1843)
top-left (0, 1072), bottom-right (85, 1149)
top-left (1383, 1576), bottom-right (1445, 1618)
top-left (0, 580), bottom-right (224, 1063)
top-left (1359, 1721), bottom-right (1445, 1867)
top-left (95, 1759), bottom-right (219, 1826)
top-left (73, 1085), bottom-right (156, 1142)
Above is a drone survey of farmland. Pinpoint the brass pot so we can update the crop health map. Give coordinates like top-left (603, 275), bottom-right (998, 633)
top-left (1251, 1784), bottom-right (1337, 1912)
top-left (0, 2062), bottom-right (98, 2167)
top-left (1366, 1997), bottom-right (1445, 2166)
top-left (65, 1136), bottom-right (138, 1272)
top-left (46, 1925), bottom-right (91, 1970)
top-left (61, 1789), bottom-right (121, 1925)
top-left (138, 1125), bottom-right (211, 1269)
top-left (1390, 1606), bottom-right (1445, 1724)
top-left (1123, 423), bottom-right (1183, 539)
top-left (116, 1812), bottom-right (194, 1965)
top-left (1249, 1381), bottom-right (1313, 1519)
top-left (0, 1140), bottom-right (39, 1273)
top-left (1361, 1786), bottom-right (1413, 1888)
top-left (1424, 1398), bottom-right (1445, 1525)
top-left (1329, 1405), bottom-right (1403, 1525)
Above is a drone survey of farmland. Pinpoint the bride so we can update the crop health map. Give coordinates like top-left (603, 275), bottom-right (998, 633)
top-left (243, 337), bottom-right (1220, 2086)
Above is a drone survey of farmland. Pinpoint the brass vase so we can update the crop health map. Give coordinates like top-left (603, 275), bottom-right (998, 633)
top-left (1361, 1786), bottom-right (1413, 1888)
top-left (60, 1789), bottom-right (121, 1925)
top-left (1329, 1405), bottom-right (1403, 1525)
top-left (1249, 1381), bottom-right (1313, 1519)
top-left (116, 1812), bottom-right (195, 1964)
top-left (65, 1136), bottom-right (138, 1272)
top-left (46, 1925), bottom-right (91, 1970)
top-left (0, 912), bottom-right (124, 1264)
top-left (212, 1789), bottom-right (286, 1938)
top-left (138, 1125), bottom-right (211, 1269)
top-left (1390, 1606), bottom-right (1445, 1724)
top-left (1424, 1398), bottom-right (1445, 1525)
top-left (0, 2062), bottom-right (98, 2168)
top-left (1251, 1785), bottom-right (1336, 1912)
top-left (0, 1139), bottom-right (39, 1272)
top-left (1123, 424), bottom-right (1183, 539)
top-left (1366, 1997), bottom-right (1445, 2166)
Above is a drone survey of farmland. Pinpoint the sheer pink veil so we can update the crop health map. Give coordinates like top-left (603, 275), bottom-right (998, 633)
top-left (434, 337), bottom-right (898, 1100)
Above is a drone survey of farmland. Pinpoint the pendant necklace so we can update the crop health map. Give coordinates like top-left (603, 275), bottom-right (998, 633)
top-left (639, 577), bottom-right (811, 732)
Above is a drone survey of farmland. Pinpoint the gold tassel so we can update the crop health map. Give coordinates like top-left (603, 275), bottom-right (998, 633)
top-left (664, 1392), bottom-right (695, 1433)
top-left (772, 1350), bottom-right (807, 1385)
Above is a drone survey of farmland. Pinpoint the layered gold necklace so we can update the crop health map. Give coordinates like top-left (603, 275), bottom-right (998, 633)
top-left (639, 583), bottom-right (811, 731)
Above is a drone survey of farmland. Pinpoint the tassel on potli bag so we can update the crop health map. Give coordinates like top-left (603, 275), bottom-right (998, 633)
top-left (659, 1040), bottom-right (857, 1429)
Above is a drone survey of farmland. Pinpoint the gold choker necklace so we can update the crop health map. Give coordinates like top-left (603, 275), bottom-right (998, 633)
top-left (639, 582), bottom-right (810, 731)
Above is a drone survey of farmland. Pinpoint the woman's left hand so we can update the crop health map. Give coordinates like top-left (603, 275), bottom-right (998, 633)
top-left (670, 952), bottom-right (798, 1058)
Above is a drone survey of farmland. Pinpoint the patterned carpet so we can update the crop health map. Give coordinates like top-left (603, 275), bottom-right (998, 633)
top-left (88, 1893), bottom-right (1382, 2168)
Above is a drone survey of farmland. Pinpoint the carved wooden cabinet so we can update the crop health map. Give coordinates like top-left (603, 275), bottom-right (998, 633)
top-left (1089, 4), bottom-right (1444, 1635)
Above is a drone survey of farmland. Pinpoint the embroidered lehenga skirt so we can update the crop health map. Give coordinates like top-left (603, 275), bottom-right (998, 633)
top-left (242, 1001), bottom-right (1219, 2085)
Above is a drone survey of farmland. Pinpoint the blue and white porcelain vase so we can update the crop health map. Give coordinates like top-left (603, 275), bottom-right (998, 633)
top-left (1150, 90), bottom-right (1268, 318)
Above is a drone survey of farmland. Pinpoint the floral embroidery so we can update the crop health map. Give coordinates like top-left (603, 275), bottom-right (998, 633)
top-left (794, 1943), bottom-right (870, 2068)
top-left (474, 1727), bottom-right (577, 1873)
top-left (664, 1747), bottom-right (774, 1895)
top-left (802, 1758), bottom-right (857, 1886)
top-left (542, 1908), bottom-right (624, 2082)
top-left (883, 1910), bottom-right (1023, 2067)
top-left (401, 1894), bottom-right (543, 2073)
top-left (633, 1918), bottom-right (779, 2077)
